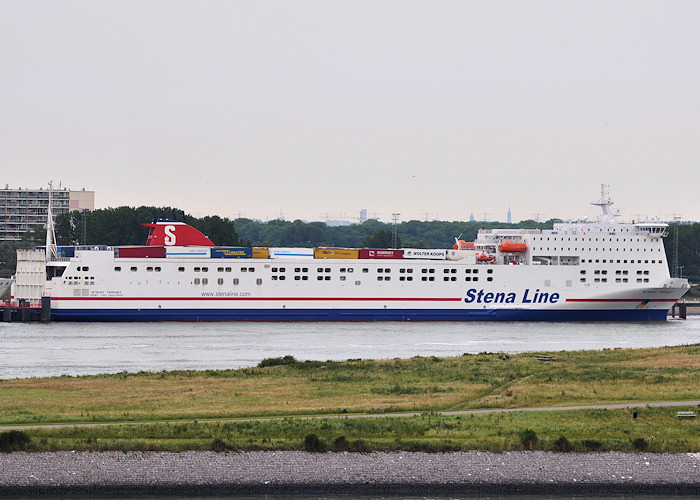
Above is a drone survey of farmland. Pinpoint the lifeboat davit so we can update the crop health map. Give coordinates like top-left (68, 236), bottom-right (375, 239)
top-left (453, 239), bottom-right (475, 250)
top-left (476, 252), bottom-right (495, 262)
top-left (498, 241), bottom-right (527, 253)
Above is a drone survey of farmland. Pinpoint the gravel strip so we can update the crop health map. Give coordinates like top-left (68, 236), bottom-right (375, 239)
top-left (1, 451), bottom-right (699, 497)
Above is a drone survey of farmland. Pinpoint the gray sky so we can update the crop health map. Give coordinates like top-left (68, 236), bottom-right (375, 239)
top-left (2, 1), bottom-right (699, 223)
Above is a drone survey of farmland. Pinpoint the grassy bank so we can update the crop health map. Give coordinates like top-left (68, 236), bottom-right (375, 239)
top-left (1, 345), bottom-right (698, 452)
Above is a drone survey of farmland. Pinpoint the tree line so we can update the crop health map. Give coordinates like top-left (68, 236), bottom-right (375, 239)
top-left (1, 206), bottom-right (699, 284)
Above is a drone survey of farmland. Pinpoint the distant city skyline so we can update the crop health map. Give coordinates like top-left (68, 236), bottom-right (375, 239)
top-left (3, 2), bottom-right (699, 224)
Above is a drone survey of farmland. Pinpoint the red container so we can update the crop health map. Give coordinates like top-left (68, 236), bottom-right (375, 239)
top-left (358, 249), bottom-right (404, 259)
top-left (116, 246), bottom-right (166, 258)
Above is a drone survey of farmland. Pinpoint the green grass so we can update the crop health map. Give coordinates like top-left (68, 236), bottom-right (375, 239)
top-left (7, 406), bottom-right (698, 453)
top-left (1, 344), bottom-right (699, 452)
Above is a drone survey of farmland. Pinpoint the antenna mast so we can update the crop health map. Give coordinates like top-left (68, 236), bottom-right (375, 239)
top-left (45, 181), bottom-right (58, 261)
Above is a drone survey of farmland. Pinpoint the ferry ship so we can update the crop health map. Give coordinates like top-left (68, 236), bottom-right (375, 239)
top-left (9, 187), bottom-right (690, 321)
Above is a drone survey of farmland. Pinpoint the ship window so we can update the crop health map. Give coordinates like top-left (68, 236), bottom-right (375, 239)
top-left (155, 267), bottom-right (161, 272)
top-left (325, 276), bottom-right (330, 281)
top-left (487, 269), bottom-right (493, 274)
top-left (218, 267), bottom-right (224, 272)
top-left (233, 278), bottom-right (239, 285)
top-left (465, 269), bottom-right (471, 273)
top-left (178, 267), bottom-right (185, 272)
top-left (487, 277), bottom-right (493, 281)
top-left (295, 276), bottom-right (300, 281)
top-left (363, 268), bottom-right (369, 273)
top-left (147, 267), bottom-right (153, 272)
top-left (473, 277), bottom-right (478, 282)
top-left (580, 270), bottom-right (586, 275)
top-left (280, 275), bottom-right (285, 280)
top-left (340, 267), bottom-right (346, 272)
top-left (194, 267), bottom-right (201, 272)
top-left (443, 277), bottom-right (450, 281)
top-left (340, 276), bottom-right (346, 281)
top-left (429, 269), bottom-right (435, 274)
top-left (377, 276), bottom-right (383, 281)
top-left (429, 276), bottom-right (434, 281)
top-left (473, 269), bottom-right (479, 274)
top-left (272, 276), bottom-right (278, 280)
top-left (325, 268), bottom-right (331, 273)
top-left (355, 281), bottom-right (361, 285)
top-left (317, 276), bottom-right (323, 281)
top-left (280, 268), bottom-right (286, 272)
top-left (218, 278), bottom-right (224, 285)
top-left (202, 267), bottom-right (209, 272)
top-left (465, 277), bottom-right (471, 281)
top-left (295, 267), bottom-right (301, 272)
top-left (302, 276), bottom-right (308, 280)
top-left (114, 267), bottom-right (121, 272)
top-left (378, 268), bottom-right (383, 273)
top-left (444, 269), bottom-right (449, 274)
top-left (83, 266), bottom-right (89, 272)
top-left (194, 278), bottom-right (201, 285)
top-left (256, 278), bottom-right (262, 285)
top-left (451, 277), bottom-right (456, 281)
top-left (131, 267), bottom-right (137, 272)
top-left (422, 276), bottom-right (428, 281)
top-left (202, 278), bottom-right (208, 285)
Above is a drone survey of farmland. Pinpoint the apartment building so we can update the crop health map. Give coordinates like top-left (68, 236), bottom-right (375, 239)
top-left (0, 185), bottom-right (95, 241)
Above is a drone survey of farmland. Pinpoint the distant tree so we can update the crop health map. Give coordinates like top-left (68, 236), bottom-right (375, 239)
top-left (360, 230), bottom-right (399, 249)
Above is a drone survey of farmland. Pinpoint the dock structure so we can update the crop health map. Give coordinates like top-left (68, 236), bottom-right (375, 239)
top-left (0, 297), bottom-right (50, 322)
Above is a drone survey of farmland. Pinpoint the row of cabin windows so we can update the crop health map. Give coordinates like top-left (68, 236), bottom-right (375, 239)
top-left (113, 266), bottom-right (491, 274)
top-left (580, 269), bottom-right (650, 276)
top-left (581, 259), bottom-right (661, 264)
top-left (533, 236), bottom-right (653, 242)
top-left (534, 247), bottom-right (662, 252)
top-left (580, 277), bottom-right (650, 283)
top-left (182, 275), bottom-right (492, 285)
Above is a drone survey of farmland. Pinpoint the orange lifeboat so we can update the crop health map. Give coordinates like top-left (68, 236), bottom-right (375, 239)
top-left (476, 252), bottom-right (495, 262)
top-left (498, 241), bottom-right (527, 253)
top-left (453, 239), bottom-right (475, 250)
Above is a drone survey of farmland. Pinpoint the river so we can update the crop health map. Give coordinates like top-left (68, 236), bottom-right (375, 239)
top-left (1, 317), bottom-right (699, 379)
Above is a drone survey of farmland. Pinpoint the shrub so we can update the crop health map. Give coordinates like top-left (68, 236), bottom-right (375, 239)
top-left (211, 438), bottom-right (229, 452)
top-left (632, 437), bottom-right (649, 451)
top-left (581, 439), bottom-right (602, 451)
top-left (553, 435), bottom-right (571, 452)
top-left (519, 428), bottom-right (538, 450)
top-left (0, 430), bottom-right (32, 452)
top-left (258, 355), bottom-right (297, 368)
top-left (350, 439), bottom-right (368, 453)
top-left (304, 433), bottom-right (325, 452)
top-left (333, 436), bottom-right (349, 451)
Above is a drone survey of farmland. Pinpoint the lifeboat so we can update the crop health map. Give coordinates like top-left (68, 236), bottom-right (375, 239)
top-left (453, 239), bottom-right (476, 250)
top-left (476, 252), bottom-right (495, 262)
top-left (498, 241), bottom-right (527, 253)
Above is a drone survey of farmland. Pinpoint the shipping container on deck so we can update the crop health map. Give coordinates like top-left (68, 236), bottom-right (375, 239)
top-left (252, 248), bottom-right (269, 259)
top-left (358, 249), bottom-right (404, 259)
top-left (165, 247), bottom-right (211, 258)
top-left (314, 248), bottom-right (359, 259)
top-left (210, 247), bottom-right (252, 259)
top-left (402, 248), bottom-right (447, 260)
top-left (115, 246), bottom-right (166, 258)
top-left (268, 247), bottom-right (314, 259)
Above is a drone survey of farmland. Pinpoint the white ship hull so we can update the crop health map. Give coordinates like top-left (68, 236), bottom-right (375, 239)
top-left (45, 253), bottom-right (686, 321)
